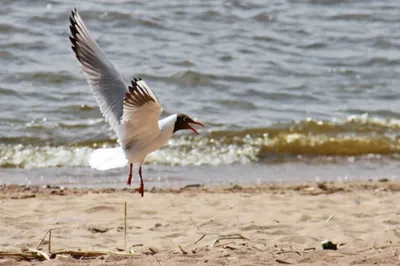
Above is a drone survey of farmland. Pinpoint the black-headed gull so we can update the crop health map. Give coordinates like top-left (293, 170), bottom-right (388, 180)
top-left (69, 9), bottom-right (203, 197)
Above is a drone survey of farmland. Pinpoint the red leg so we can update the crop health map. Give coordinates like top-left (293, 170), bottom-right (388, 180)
top-left (127, 163), bottom-right (133, 186)
top-left (138, 166), bottom-right (144, 197)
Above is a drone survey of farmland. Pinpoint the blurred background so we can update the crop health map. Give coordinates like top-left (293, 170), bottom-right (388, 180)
top-left (0, 0), bottom-right (399, 187)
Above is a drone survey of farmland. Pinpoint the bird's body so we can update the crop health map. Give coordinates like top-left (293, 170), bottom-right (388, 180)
top-left (122, 114), bottom-right (177, 164)
top-left (69, 9), bottom-right (203, 196)
top-left (89, 114), bottom-right (177, 171)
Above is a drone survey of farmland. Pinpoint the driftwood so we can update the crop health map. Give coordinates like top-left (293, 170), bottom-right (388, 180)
top-left (0, 249), bottom-right (138, 261)
top-left (52, 249), bottom-right (138, 257)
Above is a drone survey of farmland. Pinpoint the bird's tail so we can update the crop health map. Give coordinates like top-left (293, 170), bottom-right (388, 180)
top-left (89, 147), bottom-right (128, 170)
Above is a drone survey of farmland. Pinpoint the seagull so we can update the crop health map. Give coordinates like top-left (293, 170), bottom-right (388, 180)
top-left (69, 9), bottom-right (203, 197)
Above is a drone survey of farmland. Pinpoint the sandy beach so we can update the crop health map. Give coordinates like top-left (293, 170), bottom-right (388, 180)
top-left (0, 180), bottom-right (400, 265)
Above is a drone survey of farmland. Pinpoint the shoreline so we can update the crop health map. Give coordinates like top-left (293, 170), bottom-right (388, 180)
top-left (1, 180), bottom-right (400, 265)
top-left (1, 179), bottom-right (399, 199)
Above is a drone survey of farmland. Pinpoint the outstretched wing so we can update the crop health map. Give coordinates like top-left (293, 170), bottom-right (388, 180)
top-left (119, 78), bottom-right (162, 149)
top-left (69, 9), bottom-right (126, 135)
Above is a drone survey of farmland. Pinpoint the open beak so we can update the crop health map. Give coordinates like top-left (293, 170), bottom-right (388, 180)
top-left (187, 120), bottom-right (203, 134)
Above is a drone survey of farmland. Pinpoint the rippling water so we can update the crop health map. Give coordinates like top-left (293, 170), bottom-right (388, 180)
top-left (1, 0), bottom-right (399, 186)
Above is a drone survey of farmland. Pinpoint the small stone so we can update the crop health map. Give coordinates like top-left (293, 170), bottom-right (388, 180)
top-left (321, 240), bottom-right (337, 250)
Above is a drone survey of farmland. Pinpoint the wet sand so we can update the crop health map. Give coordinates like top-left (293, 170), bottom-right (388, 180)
top-left (0, 181), bottom-right (400, 265)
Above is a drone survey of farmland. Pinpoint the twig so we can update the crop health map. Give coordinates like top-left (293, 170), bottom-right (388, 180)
top-left (124, 201), bottom-right (127, 251)
top-left (148, 248), bottom-right (158, 255)
top-left (325, 215), bottom-right (334, 223)
top-left (219, 233), bottom-right (248, 240)
top-left (212, 233), bottom-right (248, 247)
top-left (0, 252), bottom-right (37, 260)
top-left (276, 259), bottom-right (292, 264)
top-left (215, 241), bottom-right (235, 248)
top-left (194, 234), bottom-right (206, 245)
top-left (36, 228), bottom-right (59, 250)
top-left (189, 216), bottom-right (200, 230)
top-left (36, 231), bottom-right (49, 249)
top-left (290, 244), bottom-right (302, 256)
top-left (48, 230), bottom-right (52, 253)
top-left (52, 249), bottom-right (138, 257)
top-left (304, 247), bottom-right (316, 251)
top-left (0, 249), bottom-right (50, 261)
top-left (178, 245), bottom-right (188, 255)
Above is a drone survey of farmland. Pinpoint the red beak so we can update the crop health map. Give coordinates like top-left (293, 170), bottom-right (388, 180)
top-left (187, 120), bottom-right (203, 134)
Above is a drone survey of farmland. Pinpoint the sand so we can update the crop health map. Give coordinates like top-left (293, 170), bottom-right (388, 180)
top-left (0, 181), bottom-right (400, 265)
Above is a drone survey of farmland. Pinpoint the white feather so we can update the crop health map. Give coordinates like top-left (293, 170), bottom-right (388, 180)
top-left (89, 147), bottom-right (128, 170)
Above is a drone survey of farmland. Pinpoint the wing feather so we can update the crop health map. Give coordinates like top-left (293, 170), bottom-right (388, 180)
top-left (69, 9), bottom-right (127, 136)
top-left (119, 78), bottom-right (162, 149)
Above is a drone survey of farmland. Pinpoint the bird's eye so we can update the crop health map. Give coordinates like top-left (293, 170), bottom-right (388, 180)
top-left (183, 117), bottom-right (187, 122)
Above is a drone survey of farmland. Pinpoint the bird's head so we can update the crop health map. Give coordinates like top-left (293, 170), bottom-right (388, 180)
top-left (173, 114), bottom-right (203, 134)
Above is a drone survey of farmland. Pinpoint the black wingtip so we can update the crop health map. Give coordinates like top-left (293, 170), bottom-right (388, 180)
top-left (71, 46), bottom-right (81, 61)
top-left (69, 36), bottom-right (77, 46)
top-left (71, 8), bottom-right (78, 22)
top-left (69, 16), bottom-right (75, 26)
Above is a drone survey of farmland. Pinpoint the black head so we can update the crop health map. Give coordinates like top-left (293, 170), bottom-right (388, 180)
top-left (173, 114), bottom-right (203, 134)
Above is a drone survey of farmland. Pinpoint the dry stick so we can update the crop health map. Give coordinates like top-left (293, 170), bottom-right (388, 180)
top-left (189, 216), bottom-right (200, 230)
top-left (275, 259), bottom-right (292, 265)
top-left (194, 234), bottom-right (206, 245)
top-left (0, 250), bottom-right (140, 261)
top-left (178, 245), bottom-right (188, 255)
top-left (215, 241), bottom-right (235, 248)
top-left (0, 252), bottom-right (37, 260)
top-left (52, 250), bottom-right (138, 257)
top-left (212, 233), bottom-right (248, 247)
top-left (148, 248), bottom-right (158, 255)
top-left (124, 201), bottom-right (127, 251)
top-left (290, 244), bottom-right (302, 256)
top-left (190, 216), bottom-right (208, 245)
top-left (36, 231), bottom-right (49, 249)
top-left (48, 230), bottom-right (51, 253)
top-left (325, 215), bottom-right (334, 223)
top-left (36, 228), bottom-right (59, 250)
